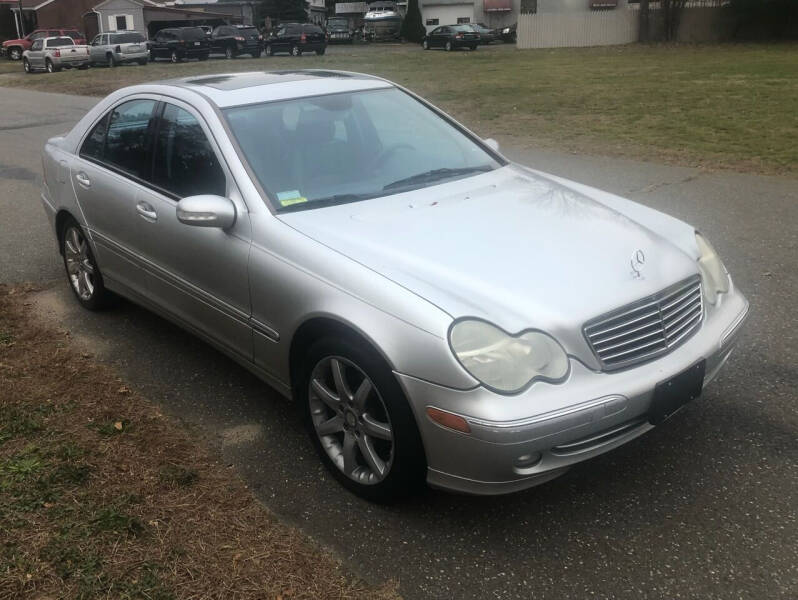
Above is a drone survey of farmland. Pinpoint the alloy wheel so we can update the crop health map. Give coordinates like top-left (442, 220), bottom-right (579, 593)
top-left (46, 60), bottom-right (53, 73)
top-left (10, 47), bottom-right (21, 60)
top-left (225, 46), bottom-right (233, 59)
top-left (171, 50), bottom-right (179, 63)
top-left (291, 45), bottom-right (300, 56)
top-left (308, 357), bottom-right (394, 485)
top-left (64, 226), bottom-right (95, 301)
top-left (23, 59), bottom-right (30, 73)
top-left (445, 41), bottom-right (452, 51)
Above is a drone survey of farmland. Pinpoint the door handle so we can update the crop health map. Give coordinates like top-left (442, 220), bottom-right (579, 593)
top-left (136, 201), bottom-right (158, 221)
top-left (75, 172), bottom-right (91, 188)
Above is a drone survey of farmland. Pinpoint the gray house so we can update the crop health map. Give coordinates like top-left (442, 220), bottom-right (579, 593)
top-left (89, 0), bottom-right (254, 38)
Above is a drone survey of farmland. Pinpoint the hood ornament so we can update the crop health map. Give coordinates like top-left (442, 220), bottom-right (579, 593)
top-left (630, 249), bottom-right (646, 279)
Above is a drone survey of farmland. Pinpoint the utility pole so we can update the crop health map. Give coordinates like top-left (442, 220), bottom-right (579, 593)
top-left (639, 0), bottom-right (649, 42)
top-left (17, 0), bottom-right (26, 37)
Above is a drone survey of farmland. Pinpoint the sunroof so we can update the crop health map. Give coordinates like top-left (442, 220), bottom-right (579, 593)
top-left (183, 70), bottom-right (361, 91)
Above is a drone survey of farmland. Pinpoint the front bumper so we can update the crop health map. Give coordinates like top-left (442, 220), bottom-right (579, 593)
top-left (396, 288), bottom-right (749, 495)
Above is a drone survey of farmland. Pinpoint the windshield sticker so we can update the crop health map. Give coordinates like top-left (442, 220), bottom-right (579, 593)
top-left (277, 190), bottom-right (307, 207)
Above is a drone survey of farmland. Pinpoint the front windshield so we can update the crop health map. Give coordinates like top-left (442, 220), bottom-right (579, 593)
top-left (224, 87), bottom-right (502, 211)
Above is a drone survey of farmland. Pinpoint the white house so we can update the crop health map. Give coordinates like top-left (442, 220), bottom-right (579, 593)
top-left (420, 0), bottom-right (521, 32)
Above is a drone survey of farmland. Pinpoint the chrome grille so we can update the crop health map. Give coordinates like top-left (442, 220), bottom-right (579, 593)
top-left (584, 276), bottom-right (703, 371)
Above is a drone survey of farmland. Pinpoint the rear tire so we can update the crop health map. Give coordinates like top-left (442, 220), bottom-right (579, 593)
top-left (290, 44), bottom-right (301, 56)
top-left (422, 40), bottom-right (429, 50)
top-left (170, 50), bottom-right (180, 63)
top-left (224, 46), bottom-right (235, 59)
top-left (60, 217), bottom-right (115, 311)
top-left (266, 44), bottom-right (274, 56)
top-left (297, 334), bottom-right (426, 503)
top-left (45, 58), bottom-right (58, 73)
top-left (9, 46), bottom-right (22, 61)
top-left (445, 41), bottom-right (452, 52)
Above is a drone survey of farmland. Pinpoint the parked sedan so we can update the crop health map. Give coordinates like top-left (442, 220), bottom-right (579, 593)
top-left (40, 70), bottom-right (749, 501)
top-left (264, 23), bottom-right (327, 56)
top-left (89, 31), bottom-right (149, 67)
top-left (149, 27), bottom-right (210, 62)
top-left (422, 24), bottom-right (480, 51)
top-left (210, 24), bottom-right (263, 59)
top-left (469, 23), bottom-right (499, 44)
top-left (23, 36), bottom-right (90, 73)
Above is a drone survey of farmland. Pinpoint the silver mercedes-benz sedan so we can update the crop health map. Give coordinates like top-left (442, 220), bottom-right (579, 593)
top-left (40, 70), bottom-right (749, 501)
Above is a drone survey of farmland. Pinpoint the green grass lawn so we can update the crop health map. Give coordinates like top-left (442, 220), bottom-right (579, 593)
top-left (2, 43), bottom-right (797, 175)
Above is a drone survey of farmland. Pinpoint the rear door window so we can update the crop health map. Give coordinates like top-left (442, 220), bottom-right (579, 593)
top-left (103, 99), bottom-right (157, 178)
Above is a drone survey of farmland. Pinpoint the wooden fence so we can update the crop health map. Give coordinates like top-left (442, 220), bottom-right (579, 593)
top-left (517, 9), bottom-right (639, 48)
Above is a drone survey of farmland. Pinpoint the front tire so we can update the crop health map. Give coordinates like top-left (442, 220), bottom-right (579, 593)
top-left (61, 218), bottom-right (114, 311)
top-left (290, 44), bottom-right (301, 56)
top-left (23, 58), bottom-right (31, 74)
top-left (298, 335), bottom-right (426, 502)
top-left (106, 53), bottom-right (116, 67)
top-left (266, 44), bottom-right (274, 56)
top-left (252, 49), bottom-right (262, 58)
top-left (422, 39), bottom-right (429, 50)
top-left (224, 46), bottom-right (235, 59)
top-left (170, 50), bottom-right (180, 63)
top-left (445, 41), bottom-right (452, 52)
top-left (9, 46), bottom-right (22, 60)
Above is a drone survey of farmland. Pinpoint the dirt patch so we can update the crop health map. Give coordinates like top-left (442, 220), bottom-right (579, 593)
top-left (0, 284), bottom-right (399, 600)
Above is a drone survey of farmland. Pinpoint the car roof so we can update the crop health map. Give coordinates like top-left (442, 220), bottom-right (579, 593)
top-left (158, 70), bottom-right (394, 108)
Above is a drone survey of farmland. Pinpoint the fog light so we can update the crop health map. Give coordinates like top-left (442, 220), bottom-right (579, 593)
top-left (514, 453), bottom-right (542, 469)
top-left (426, 407), bottom-right (471, 433)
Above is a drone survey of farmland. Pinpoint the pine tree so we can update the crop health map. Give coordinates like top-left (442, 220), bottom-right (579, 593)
top-left (400, 0), bottom-right (426, 43)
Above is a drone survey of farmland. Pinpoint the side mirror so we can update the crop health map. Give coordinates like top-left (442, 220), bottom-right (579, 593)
top-left (484, 138), bottom-right (500, 152)
top-left (176, 195), bottom-right (236, 229)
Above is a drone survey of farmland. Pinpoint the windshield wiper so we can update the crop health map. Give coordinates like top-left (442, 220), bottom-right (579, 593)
top-left (383, 166), bottom-right (492, 191)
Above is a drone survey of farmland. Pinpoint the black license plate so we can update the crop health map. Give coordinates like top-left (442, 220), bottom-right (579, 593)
top-left (649, 359), bottom-right (706, 425)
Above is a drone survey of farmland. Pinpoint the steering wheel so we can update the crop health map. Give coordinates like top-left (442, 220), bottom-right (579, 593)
top-left (372, 143), bottom-right (415, 169)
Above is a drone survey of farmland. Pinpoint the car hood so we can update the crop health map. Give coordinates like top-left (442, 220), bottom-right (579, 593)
top-left (278, 165), bottom-right (699, 343)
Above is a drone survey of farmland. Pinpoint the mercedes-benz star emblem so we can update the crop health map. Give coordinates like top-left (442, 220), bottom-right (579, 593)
top-left (630, 249), bottom-right (646, 279)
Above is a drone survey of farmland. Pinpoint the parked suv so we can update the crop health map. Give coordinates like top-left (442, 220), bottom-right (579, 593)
top-left (210, 24), bottom-right (263, 58)
top-left (149, 27), bottom-right (210, 62)
top-left (265, 23), bottom-right (326, 56)
top-left (89, 31), bottom-right (149, 67)
top-left (326, 17), bottom-right (353, 43)
top-left (23, 36), bottom-right (90, 73)
top-left (3, 28), bottom-right (85, 61)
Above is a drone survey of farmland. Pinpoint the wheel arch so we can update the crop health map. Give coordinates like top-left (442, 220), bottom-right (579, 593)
top-left (55, 209), bottom-right (78, 255)
top-left (288, 316), bottom-right (397, 399)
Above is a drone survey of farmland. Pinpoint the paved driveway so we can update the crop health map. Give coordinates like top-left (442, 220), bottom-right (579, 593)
top-left (1, 86), bottom-right (796, 599)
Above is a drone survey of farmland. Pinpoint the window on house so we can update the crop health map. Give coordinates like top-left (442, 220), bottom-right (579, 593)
top-left (425, 18), bottom-right (439, 26)
top-left (116, 15), bottom-right (127, 30)
top-left (457, 17), bottom-right (470, 23)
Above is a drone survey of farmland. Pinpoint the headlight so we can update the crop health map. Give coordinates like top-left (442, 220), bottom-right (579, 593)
top-left (449, 320), bottom-right (569, 393)
top-left (695, 232), bottom-right (729, 304)
top-left (502, 27), bottom-right (510, 33)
